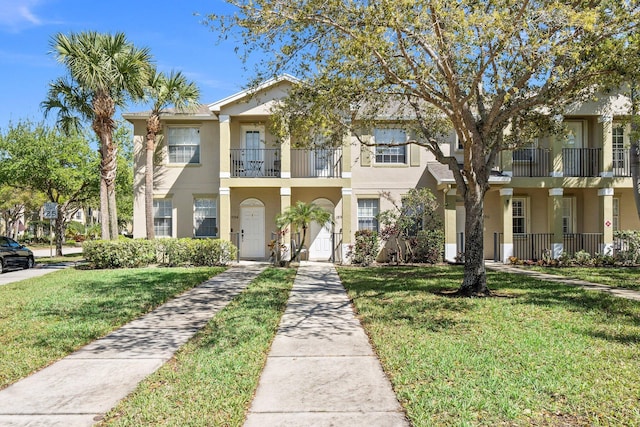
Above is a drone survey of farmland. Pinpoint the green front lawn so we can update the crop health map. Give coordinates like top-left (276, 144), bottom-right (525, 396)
top-left (528, 265), bottom-right (640, 291)
top-left (338, 266), bottom-right (640, 426)
top-left (99, 268), bottom-right (295, 426)
top-left (0, 266), bottom-right (225, 389)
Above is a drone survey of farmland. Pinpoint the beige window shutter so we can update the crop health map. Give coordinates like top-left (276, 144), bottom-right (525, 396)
top-left (410, 143), bottom-right (420, 167)
top-left (360, 143), bottom-right (372, 167)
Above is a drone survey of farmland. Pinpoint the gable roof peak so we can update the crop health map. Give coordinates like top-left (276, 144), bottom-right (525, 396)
top-left (208, 74), bottom-right (299, 113)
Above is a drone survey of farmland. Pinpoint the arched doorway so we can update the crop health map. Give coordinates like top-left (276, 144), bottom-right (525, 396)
top-left (309, 198), bottom-right (334, 261)
top-left (240, 198), bottom-right (265, 259)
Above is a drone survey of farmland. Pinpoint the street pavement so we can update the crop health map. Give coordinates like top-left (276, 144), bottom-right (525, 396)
top-left (0, 246), bottom-right (84, 286)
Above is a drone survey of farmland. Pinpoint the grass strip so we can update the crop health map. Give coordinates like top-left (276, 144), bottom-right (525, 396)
top-left (99, 267), bottom-right (296, 427)
top-left (0, 266), bottom-right (225, 389)
top-left (527, 265), bottom-right (640, 291)
top-left (35, 254), bottom-right (85, 265)
top-left (338, 266), bottom-right (640, 426)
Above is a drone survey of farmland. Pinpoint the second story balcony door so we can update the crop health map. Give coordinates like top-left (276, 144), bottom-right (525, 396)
top-left (242, 126), bottom-right (265, 177)
top-left (310, 148), bottom-right (332, 177)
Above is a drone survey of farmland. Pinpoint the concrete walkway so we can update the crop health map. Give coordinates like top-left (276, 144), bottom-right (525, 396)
top-left (244, 262), bottom-right (409, 427)
top-left (486, 261), bottom-right (640, 302)
top-left (0, 263), bottom-right (266, 427)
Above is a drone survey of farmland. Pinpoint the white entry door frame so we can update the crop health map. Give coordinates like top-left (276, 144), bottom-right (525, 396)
top-left (309, 198), bottom-right (334, 261)
top-left (240, 198), bottom-right (265, 259)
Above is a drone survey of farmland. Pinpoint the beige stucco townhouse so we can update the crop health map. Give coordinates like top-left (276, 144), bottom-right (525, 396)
top-left (124, 76), bottom-right (640, 263)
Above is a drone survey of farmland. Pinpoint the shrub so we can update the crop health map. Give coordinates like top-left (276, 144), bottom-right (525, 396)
top-left (572, 249), bottom-right (593, 266)
top-left (156, 238), bottom-right (236, 267)
top-left (414, 229), bottom-right (444, 264)
top-left (349, 230), bottom-right (379, 266)
top-left (84, 238), bottom-right (236, 269)
top-left (614, 230), bottom-right (640, 265)
top-left (65, 221), bottom-right (86, 241)
top-left (83, 239), bottom-right (156, 269)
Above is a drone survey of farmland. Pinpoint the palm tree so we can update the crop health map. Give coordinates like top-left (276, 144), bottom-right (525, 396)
top-left (42, 31), bottom-right (152, 240)
top-left (144, 69), bottom-right (200, 239)
top-left (276, 201), bottom-right (331, 261)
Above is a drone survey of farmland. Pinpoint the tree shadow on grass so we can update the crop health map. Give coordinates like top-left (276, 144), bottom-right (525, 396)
top-left (340, 266), bottom-right (640, 341)
top-left (339, 265), bottom-right (476, 332)
top-left (488, 270), bottom-right (640, 344)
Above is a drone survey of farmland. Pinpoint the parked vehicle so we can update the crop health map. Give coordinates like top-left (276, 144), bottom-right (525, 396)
top-left (0, 236), bottom-right (34, 272)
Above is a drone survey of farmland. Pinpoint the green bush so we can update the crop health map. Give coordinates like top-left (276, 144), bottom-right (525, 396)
top-left (414, 229), bottom-right (444, 264)
top-left (614, 230), bottom-right (640, 265)
top-left (349, 230), bottom-right (379, 266)
top-left (84, 238), bottom-right (237, 269)
top-left (83, 239), bottom-right (156, 269)
top-left (156, 238), bottom-right (236, 267)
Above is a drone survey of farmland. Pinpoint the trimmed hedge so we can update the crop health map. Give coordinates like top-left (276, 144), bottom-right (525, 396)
top-left (83, 238), bottom-right (237, 269)
top-left (156, 238), bottom-right (237, 267)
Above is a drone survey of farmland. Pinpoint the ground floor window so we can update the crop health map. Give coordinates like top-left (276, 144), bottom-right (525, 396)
top-left (194, 198), bottom-right (217, 237)
top-left (512, 198), bottom-right (527, 234)
top-left (358, 199), bottom-right (379, 231)
top-left (154, 199), bottom-right (172, 237)
top-left (613, 197), bottom-right (620, 231)
top-left (562, 197), bottom-right (575, 234)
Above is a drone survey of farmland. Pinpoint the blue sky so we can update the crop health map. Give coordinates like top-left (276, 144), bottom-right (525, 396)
top-left (0, 0), bottom-right (254, 128)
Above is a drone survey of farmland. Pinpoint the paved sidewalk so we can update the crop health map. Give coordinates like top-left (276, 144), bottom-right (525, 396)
top-left (486, 261), bottom-right (640, 302)
top-left (244, 262), bottom-right (408, 427)
top-left (0, 263), bottom-right (266, 427)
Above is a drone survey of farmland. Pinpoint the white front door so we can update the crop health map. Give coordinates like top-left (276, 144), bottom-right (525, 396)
top-left (240, 203), bottom-right (265, 258)
top-left (309, 199), bottom-right (334, 261)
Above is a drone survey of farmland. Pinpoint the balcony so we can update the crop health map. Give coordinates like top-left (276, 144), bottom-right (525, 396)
top-left (494, 232), bottom-right (604, 261)
top-left (291, 148), bottom-right (342, 178)
top-left (512, 148), bottom-right (551, 177)
top-left (230, 149), bottom-right (280, 178)
top-left (613, 148), bottom-right (631, 177)
top-left (229, 148), bottom-right (344, 178)
top-left (562, 148), bottom-right (601, 177)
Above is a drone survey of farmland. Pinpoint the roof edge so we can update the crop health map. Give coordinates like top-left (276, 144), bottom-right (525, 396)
top-left (208, 74), bottom-right (300, 113)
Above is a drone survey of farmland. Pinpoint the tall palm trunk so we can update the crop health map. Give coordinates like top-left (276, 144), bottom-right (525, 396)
top-left (145, 114), bottom-right (160, 239)
top-left (108, 181), bottom-right (118, 239)
top-left (93, 93), bottom-right (118, 240)
top-left (99, 178), bottom-right (109, 240)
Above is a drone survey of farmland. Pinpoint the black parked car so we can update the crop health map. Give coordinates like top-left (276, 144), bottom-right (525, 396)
top-left (0, 236), bottom-right (34, 272)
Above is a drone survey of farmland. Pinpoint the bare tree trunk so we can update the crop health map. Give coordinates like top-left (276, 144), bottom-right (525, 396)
top-left (54, 212), bottom-right (64, 257)
top-left (631, 86), bottom-right (640, 220)
top-left (459, 184), bottom-right (490, 296)
top-left (145, 133), bottom-right (155, 239)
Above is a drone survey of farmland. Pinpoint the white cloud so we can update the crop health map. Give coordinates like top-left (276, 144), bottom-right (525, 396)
top-left (0, 0), bottom-right (45, 32)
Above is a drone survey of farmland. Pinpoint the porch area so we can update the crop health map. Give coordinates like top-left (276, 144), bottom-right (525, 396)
top-left (509, 147), bottom-right (631, 178)
top-left (229, 148), bottom-right (343, 178)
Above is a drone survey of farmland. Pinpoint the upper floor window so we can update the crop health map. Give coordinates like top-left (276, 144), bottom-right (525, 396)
top-left (194, 198), bottom-right (217, 237)
top-left (168, 127), bottom-right (200, 164)
top-left (374, 128), bottom-right (406, 164)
